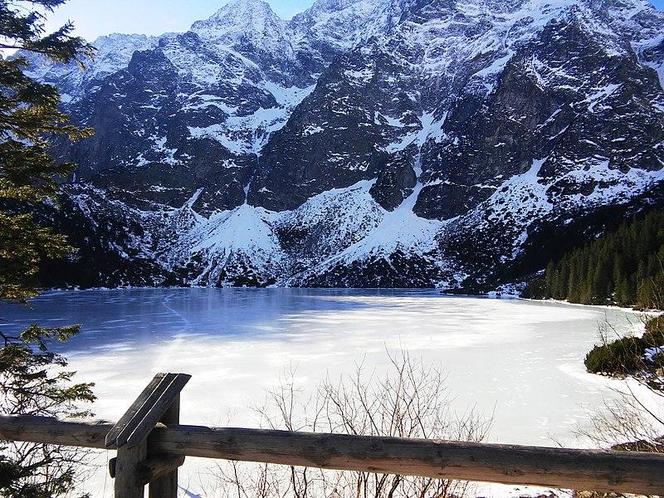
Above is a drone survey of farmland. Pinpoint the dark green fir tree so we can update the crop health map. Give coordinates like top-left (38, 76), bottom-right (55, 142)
top-left (0, 1), bottom-right (96, 496)
top-left (524, 210), bottom-right (664, 309)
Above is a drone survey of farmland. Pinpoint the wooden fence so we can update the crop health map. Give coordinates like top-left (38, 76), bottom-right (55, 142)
top-left (1, 373), bottom-right (663, 497)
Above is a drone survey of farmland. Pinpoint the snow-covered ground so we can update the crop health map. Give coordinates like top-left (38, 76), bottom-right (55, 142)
top-left (0, 289), bottom-right (654, 497)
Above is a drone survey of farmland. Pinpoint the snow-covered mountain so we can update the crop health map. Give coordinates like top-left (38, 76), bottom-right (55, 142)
top-left (30, 0), bottom-right (664, 290)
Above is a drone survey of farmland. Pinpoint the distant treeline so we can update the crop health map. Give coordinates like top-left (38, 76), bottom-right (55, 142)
top-left (523, 209), bottom-right (664, 309)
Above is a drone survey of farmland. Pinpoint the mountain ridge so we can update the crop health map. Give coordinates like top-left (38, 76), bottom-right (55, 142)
top-left (24, 0), bottom-right (664, 290)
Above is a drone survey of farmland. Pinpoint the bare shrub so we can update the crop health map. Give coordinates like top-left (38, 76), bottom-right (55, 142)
top-left (580, 312), bottom-right (664, 455)
top-left (211, 351), bottom-right (492, 498)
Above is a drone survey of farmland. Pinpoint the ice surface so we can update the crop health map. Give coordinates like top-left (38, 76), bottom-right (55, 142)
top-left (0, 290), bottom-right (654, 497)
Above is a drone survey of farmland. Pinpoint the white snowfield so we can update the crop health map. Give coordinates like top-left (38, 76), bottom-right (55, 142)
top-left (2, 290), bottom-right (658, 497)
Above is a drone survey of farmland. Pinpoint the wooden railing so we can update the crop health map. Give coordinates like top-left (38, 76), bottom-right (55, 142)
top-left (1, 373), bottom-right (663, 497)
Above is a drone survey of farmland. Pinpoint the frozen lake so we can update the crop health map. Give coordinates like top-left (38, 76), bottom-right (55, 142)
top-left (0, 289), bottom-right (648, 496)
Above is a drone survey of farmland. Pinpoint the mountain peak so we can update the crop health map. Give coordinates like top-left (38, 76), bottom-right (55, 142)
top-left (209, 0), bottom-right (278, 20)
top-left (191, 0), bottom-right (287, 46)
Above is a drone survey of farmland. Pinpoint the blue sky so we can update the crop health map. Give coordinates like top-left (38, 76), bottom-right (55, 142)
top-left (46, 0), bottom-right (317, 40)
top-left (48, 0), bottom-right (663, 41)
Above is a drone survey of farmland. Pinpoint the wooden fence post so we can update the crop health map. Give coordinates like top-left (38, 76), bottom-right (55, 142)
top-left (148, 394), bottom-right (181, 498)
top-left (114, 442), bottom-right (148, 498)
top-left (105, 373), bottom-right (191, 498)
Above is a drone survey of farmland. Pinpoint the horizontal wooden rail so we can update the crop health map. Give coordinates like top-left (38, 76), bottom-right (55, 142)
top-left (2, 415), bottom-right (664, 495)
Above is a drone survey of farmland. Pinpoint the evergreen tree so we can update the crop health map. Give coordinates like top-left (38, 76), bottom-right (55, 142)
top-left (524, 210), bottom-right (664, 309)
top-left (0, 2), bottom-right (96, 496)
top-left (0, 0), bottom-right (93, 300)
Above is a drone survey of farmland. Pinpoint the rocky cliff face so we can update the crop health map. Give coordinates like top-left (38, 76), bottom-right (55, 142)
top-left (27, 0), bottom-right (664, 290)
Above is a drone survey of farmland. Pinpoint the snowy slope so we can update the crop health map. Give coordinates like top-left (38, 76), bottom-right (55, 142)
top-left (29, 0), bottom-right (664, 290)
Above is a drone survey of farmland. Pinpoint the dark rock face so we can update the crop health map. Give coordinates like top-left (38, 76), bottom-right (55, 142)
top-left (24, 0), bottom-right (664, 290)
top-left (38, 185), bottom-right (177, 289)
top-left (370, 154), bottom-right (417, 211)
top-left (415, 14), bottom-right (664, 220)
top-left (61, 44), bottom-right (263, 215)
top-left (248, 45), bottom-right (409, 210)
top-left (296, 251), bottom-right (449, 288)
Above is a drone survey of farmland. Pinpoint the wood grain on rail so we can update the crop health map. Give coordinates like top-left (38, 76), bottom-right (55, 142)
top-left (2, 416), bottom-right (663, 495)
